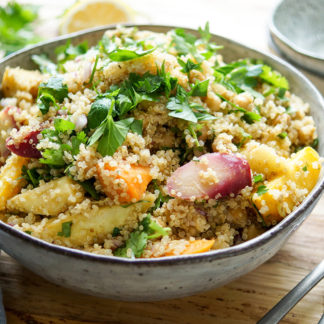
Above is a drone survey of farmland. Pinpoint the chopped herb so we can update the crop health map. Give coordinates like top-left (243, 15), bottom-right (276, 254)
top-left (54, 118), bottom-right (75, 132)
top-left (190, 79), bottom-right (209, 97)
top-left (167, 85), bottom-right (197, 123)
top-left (252, 202), bottom-right (268, 228)
top-left (88, 97), bottom-right (113, 129)
top-left (39, 118), bottom-right (87, 168)
top-left (177, 58), bottom-right (201, 77)
top-left (235, 130), bottom-right (252, 148)
top-left (112, 227), bottom-right (121, 237)
top-left (88, 54), bottom-right (99, 87)
top-left (253, 174), bottom-right (264, 184)
top-left (172, 23), bottom-right (222, 62)
top-left (57, 221), bottom-right (72, 237)
top-left (37, 77), bottom-right (68, 114)
top-left (24, 230), bottom-right (32, 235)
top-left (79, 179), bottom-right (100, 199)
top-left (277, 132), bottom-right (288, 139)
top-left (55, 40), bottom-right (88, 69)
top-left (311, 138), bottom-right (319, 149)
top-left (253, 174), bottom-right (264, 183)
top-left (260, 65), bottom-right (289, 89)
top-left (302, 165), bottom-right (308, 172)
top-left (215, 93), bottom-right (261, 124)
top-left (257, 185), bottom-right (269, 196)
top-left (114, 215), bottom-right (170, 258)
top-left (108, 47), bottom-right (156, 62)
top-left (31, 54), bottom-right (57, 74)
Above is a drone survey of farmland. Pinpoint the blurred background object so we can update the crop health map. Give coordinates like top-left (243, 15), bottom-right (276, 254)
top-left (0, 1), bottom-right (41, 57)
top-left (270, 0), bottom-right (324, 76)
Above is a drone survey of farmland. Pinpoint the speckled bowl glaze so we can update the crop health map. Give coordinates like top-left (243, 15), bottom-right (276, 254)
top-left (270, 0), bottom-right (324, 76)
top-left (0, 25), bottom-right (324, 301)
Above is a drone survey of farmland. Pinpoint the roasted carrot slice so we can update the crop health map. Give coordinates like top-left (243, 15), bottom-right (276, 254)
top-left (181, 239), bottom-right (215, 255)
top-left (97, 162), bottom-right (152, 202)
top-left (163, 239), bottom-right (215, 257)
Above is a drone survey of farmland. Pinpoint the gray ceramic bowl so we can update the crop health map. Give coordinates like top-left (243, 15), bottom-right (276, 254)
top-left (270, 0), bottom-right (324, 76)
top-left (0, 25), bottom-right (324, 301)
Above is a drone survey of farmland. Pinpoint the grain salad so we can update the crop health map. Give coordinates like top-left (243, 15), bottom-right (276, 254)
top-left (0, 24), bottom-right (321, 258)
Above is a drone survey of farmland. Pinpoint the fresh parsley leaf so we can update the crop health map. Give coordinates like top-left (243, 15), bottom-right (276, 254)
top-left (57, 221), bottom-right (72, 237)
top-left (277, 132), bottom-right (288, 139)
top-left (95, 117), bottom-right (133, 157)
top-left (55, 40), bottom-right (88, 67)
top-left (167, 85), bottom-right (197, 123)
top-left (88, 54), bottom-right (99, 87)
top-left (88, 122), bottom-right (106, 147)
top-left (114, 231), bottom-right (148, 258)
top-left (260, 65), bottom-right (289, 89)
top-left (112, 227), bottom-right (121, 237)
top-left (129, 119), bottom-right (143, 135)
top-left (113, 215), bottom-right (170, 258)
top-left (177, 58), bottom-right (201, 75)
top-left (253, 174), bottom-right (264, 183)
top-left (54, 118), bottom-right (75, 132)
top-left (40, 146), bottom-right (67, 167)
top-left (79, 178), bottom-right (100, 199)
top-left (241, 111), bottom-right (262, 124)
top-left (190, 79), bottom-right (209, 97)
top-left (37, 77), bottom-right (68, 114)
top-left (107, 47), bottom-right (156, 62)
top-left (88, 97), bottom-right (113, 129)
top-left (257, 185), bottom-right (269, 196)
top-left (21, 165), bottom-right (40, 188)
top-left (71, 131), bottom-right (87, 156)
top-left (31, 54), bottom-right (57, 74)
top-left (302, 165), bottom-right (308, 172)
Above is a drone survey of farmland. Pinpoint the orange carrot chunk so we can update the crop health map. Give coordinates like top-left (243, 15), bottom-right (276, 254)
top-left (98, 162), bottom-right (152, 202)
top-left (181, 239), bottom-right (215, 255)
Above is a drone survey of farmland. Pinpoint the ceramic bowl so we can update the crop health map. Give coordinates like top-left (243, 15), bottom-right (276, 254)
top-left (270, 0), bottom-right (324, 76)
top-left (0, 25), bottom-right (324, 301)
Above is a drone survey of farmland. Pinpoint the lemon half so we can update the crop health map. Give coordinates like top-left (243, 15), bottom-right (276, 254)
top-left (59, 0), bottom-right (135, 35)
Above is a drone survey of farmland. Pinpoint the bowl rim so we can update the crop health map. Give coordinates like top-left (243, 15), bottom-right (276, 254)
top-left (1, 23), bottom-right (324, 266)
top-left (269, 0), bottom-right (324, 61)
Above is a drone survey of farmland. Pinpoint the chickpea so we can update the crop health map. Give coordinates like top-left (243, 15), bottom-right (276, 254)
top-left (205, 92), bottom-right (222, 112)
top-left (233, 92), bottom-right (253, 110)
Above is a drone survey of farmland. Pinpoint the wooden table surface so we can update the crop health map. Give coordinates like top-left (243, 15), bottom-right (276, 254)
top-left (1, 0), bottom-right (324, 323)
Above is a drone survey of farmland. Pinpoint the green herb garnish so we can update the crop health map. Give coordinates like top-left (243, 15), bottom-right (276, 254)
top-left (112, 227), bottom-right (121, 237)
top-left (31, 54), bottom-right (57, 74)
top-left (277, 132), bottom-right (288, 139)
top-left (257, 185), bottom-right (269, 196)
top-left (37, 77), bottom-right (68, 115)
top-left (253, 174), bottom-right (264, 183)
top-left (114, 215), bottom-right (170, 258)
top-left (57, 221), bottom-right (72, 237)
top-left (79, 178), bottom-right (100, 199)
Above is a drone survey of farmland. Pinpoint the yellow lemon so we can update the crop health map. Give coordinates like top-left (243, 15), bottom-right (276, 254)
top-left (59, 0), bottom-right (135, 35)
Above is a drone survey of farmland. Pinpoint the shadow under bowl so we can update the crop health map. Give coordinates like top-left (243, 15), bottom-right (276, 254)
top-left (0, 24), bottom-right (324, 301)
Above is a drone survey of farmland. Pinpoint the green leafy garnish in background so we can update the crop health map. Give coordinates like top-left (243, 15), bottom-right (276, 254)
top-left (0, 1), bottom-right (42, 57)
top-left (31, 54), bottom-right (57, 74)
